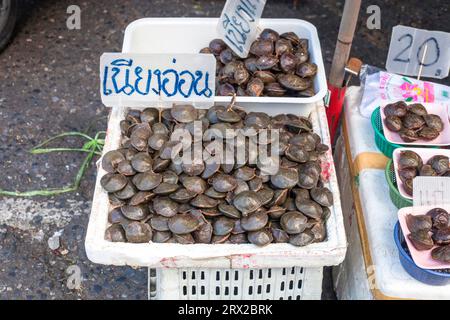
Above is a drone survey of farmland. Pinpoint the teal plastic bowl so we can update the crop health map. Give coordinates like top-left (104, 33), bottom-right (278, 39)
top-left (371, 107), bottom-right (404, 158)
top-left (385, 159), bottom-right (413, 209)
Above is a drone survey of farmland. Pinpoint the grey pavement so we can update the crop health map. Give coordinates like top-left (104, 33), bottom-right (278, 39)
top-left (0, 0), bottom-right (448, 300)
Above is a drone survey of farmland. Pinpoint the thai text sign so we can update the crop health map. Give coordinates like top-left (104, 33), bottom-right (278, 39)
top-left (100, 53), bottom-right (216, 107)
top-left (217, 0), bottom-right (267, 58)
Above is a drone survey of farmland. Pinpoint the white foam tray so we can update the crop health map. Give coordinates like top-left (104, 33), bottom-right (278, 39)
top-left (121, 18), bottom-right (328, 105)
top-left (85, 102), bottom-right (346, 268)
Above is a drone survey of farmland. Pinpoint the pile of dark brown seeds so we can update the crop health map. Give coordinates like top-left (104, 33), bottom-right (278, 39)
top-left (396, 150), bottom-right (449, 196)
top-left (200, 29), bottom-right (318, 98)
top-left (384, 101), bottom-right (445, 142)
top-left (405, 208), bottom-right (450, 263)
top-left (101, 105), bottom-right (333, 246)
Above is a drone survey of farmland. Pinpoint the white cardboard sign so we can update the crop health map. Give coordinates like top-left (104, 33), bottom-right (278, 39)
top-left (386, 25), bottom-right (450, 79)
top-left (217, 0), bottom-right (267, 58)
top-left (413, 176), bottom-right (450, 207)
top-left (100, 53), bottom-right (216, 107)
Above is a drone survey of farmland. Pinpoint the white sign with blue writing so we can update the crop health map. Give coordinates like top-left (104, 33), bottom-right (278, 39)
top-left (386, 25), bottom-right (450, 79)
top-left (217, 0), bottom-right (267, 58)
top-left (100, 53), bottom-right (216, 107)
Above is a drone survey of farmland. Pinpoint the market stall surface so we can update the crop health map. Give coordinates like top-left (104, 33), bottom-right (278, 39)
top-left (0, 0), bottom-right (448, 299)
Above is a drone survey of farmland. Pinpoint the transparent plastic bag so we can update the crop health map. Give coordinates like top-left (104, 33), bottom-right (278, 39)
top-left (358, 64), bottom-right (450, 118)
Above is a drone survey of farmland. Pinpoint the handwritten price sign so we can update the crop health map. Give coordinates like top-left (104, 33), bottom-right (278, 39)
top-left (217, 0), bottom-right (267, 58)
top-left (386, 25), bottom-right (450, 79)
top-left (100, 53), bottom-right (216, 107)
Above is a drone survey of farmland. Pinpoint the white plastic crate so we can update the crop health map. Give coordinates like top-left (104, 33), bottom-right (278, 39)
top-left (148, 267), bottom-right (323, 300)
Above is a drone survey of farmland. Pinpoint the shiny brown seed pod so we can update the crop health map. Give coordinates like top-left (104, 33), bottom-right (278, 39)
top-left (100, 173), bottom-right (128, 193)
top-left (247, 229), bottom-right (273, 246)
top-left (280, 211), bottom-right (308, 234)
top-left (264, 82), bottom-right (287, 97)
top-left (153, 196), bottom-right (179, 217)
top-left (384, 102), bottom-right (407, 117)
top-left (213, 216), bottom-right (235, 236)
top-left (102, 150), bottom-right (126, 173)
top-left (289, 230), bottom-right (315, 247)
top-left (124, 222), bottom-right (152, 243)
top-left (278, 74), bottom-right (311, 91)
top-left (270, 167), bottom-right (299, 189)
top-left (295, 199), bottom-right (323, 220)
top-left (114, 181), bottom-right (137, 200)
top-left (169, 188), bottom-right (197, 203)
top-left (108, 208), bottom-right (130, 225)
top-left (209, 39), bottom-right (227, 55)
top-left (105, 224), bottom-right (127, 242)
top-left (168, 213), bottom-right (201, 235)
top-left (233, 191), bottom-right (263, 215)
top-left (190, 194), bottom-right (220, 209)
top-left (310, 187), bottom-right (333, 207)
top-left (418, 127), bottom-right (439, 141)
top-left (403, 112), bottom-right (425, 130)
top-left (250, 40), bottom-right (274, 56)
top-left (240, 210), bottom-right (269, 231)
top-left (427, 155), bottom-right (449, 175)
top-left (246, 77), bottom-right (264, 96)
top-left (255, 55), bottom-right (279, 70)
top-left (131, 152), bottom-right (153, 172)
top-left (152, 231), bottom-right (172, 243)
top-left (423, 114), bottom-right (444, 132)
top-left (385, 116), bottom-right (403, 132)
top-left (259, 28), bottom-right (279, 42)
top-left (408, 103), bottom-right (428, 116)
top-left (140, 108), bottom-right (159, 124)
top-left (296, 62), bottom-right (317, 78)
top-left (132, 172), bottom-right (162, 191)
top-left (150, 215), bottom-right (170, 232)
top-left (193, 221), bottom-right (213, 243)
top-left (182, 176), bottom-right (208, 194)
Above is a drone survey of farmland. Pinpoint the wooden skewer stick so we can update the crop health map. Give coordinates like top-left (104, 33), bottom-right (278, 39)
top-left (227, 93), bottom-right (237, 112)
top-left (417, 43), bottom-right (429, 81)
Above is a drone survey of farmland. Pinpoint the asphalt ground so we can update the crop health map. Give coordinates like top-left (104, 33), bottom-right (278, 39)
top-left (0, 0), bottom-right (448, 299)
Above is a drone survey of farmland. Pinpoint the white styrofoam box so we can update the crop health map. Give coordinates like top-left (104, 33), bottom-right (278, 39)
top-left (121, 18), bottom-right (328, 105)
top-left (149, 267), bottom-right (323, 300)
top-left (85, 101), bottom-right (347, 268)
top-left (332, 137), bottom-right (373, 300)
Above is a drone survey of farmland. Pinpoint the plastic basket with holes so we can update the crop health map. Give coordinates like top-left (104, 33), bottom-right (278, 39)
top-left (385, 159), bottom-right (413, 209)
top-left (371, 107), bottom-right (404, 158)
top-left (148, 267), bottom-right (323, 300)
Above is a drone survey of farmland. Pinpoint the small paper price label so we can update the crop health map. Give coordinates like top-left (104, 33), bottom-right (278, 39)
top-left (386, 25), bottom-right (450, 79)
top-left (217, 0), bottom-right (267, 58)
top-left (413, 176), bottom-right (450, 208)
top-left (100, 53), bottom-right (216, 107)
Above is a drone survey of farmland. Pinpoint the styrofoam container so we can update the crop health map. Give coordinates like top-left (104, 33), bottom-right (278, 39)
top-left (121, 18), bottom-right (328, 105)
top-left (381, 102), bottom-right (450, 146)
top-left (85, 102), bottom-right (346, 268)
top-left (393, 147), bottom-right (450, 200)
top-left (85, 18), bottom-right (346, 269)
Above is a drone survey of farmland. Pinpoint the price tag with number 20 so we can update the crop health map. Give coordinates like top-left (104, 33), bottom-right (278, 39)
top-left (386, 25), bottom-right (450, 79)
